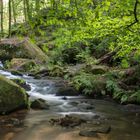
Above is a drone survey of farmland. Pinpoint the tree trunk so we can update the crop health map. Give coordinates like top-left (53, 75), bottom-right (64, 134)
top-left (23, 0), bottom-right (27, 21)
top-left (11, 0), bottom-right (16, 24)
top-left (0, 0), bottom-right (3, 37)
top-left (25, 0), bottom-right (31, 20)
top-left (8, 0), bottom-right (12, 37)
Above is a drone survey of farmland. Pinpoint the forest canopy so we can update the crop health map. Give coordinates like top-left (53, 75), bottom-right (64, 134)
top-left (0, 0), bottom-right (140, 64)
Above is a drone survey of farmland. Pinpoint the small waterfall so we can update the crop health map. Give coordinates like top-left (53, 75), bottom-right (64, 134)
top-left (0, 61), bottom-right (4, 68)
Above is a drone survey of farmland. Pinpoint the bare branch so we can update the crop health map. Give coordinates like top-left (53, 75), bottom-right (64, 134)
top-left (127, 0), bottom-right (139, 28)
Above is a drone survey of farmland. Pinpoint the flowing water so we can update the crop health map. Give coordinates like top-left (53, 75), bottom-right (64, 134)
top-left (0, 64), bottom-right (140, 140)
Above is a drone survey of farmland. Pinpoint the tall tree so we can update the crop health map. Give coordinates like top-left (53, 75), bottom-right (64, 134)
top-left (25, 0), bottom-right (31, 20)
top-left (0, 0), bottom-right (3, 37)
top-left (11, 0), bottom-right (16, 24)
top-left (23, 0), bottom-right (27, 21)
top-left (8, 0), bottom-right (12, 37)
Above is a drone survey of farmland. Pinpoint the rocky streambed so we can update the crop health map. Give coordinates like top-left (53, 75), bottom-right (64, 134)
top-left (0, 67), bottom-right (140, 140)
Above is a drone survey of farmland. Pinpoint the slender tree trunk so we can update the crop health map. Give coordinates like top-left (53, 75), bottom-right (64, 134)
top-left (25, 0), bottom-right (31, 20)
top-left (11, 0), bottom-right (16, 24)
top-left (23, 0), bottom-right (27, 21)
top-left (0, 0), bottom-right (3, 37)
top-left (8, 0), bottom-right (12, 37)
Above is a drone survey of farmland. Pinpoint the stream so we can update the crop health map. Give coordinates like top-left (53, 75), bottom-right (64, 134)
top-left (0, 63), bottom-right (140, 140)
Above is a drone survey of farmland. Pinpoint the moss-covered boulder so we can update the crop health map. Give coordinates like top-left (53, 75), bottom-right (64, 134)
top-left (31, 99), bottom-right (49, 110)
top-left (11, 70), bottom-right (23, 76)
top-left (0, 75), bottom-right (28, 114)
top-left (7, 58), bottom-right (37, 72)
top-left (56, 86), bottom-right (79, 96)
top-left (0, 37), bottom-right (48, 63)
top-left (12, 78), bottom-right (31, 91)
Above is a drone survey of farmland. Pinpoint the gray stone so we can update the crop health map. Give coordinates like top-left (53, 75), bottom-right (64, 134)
top-left (31, 99), bottom-right (49, 110)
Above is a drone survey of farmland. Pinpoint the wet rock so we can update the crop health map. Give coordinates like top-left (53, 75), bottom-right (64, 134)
top-left (12, 78), bottom-right (31, 91)
top-left (31, 99), bottom-right (49, 110)
top-left (0, 75), bottom-right (28, 114)
top-left (10, 70), bottom-right (23, 76)
top-left (79, 125), bottom-right (111, 137)
top-left (50, 115), bottom-right (86, 127)
top-left (61, 96), bottom-right (68, 100)
top-left (9, 118), bottom-right (21, 126)
top-left (79, 130), bottom-right (99, 137)
top-left (56, 87), bottom-right (79, 96)
top-left (0, 118), bottom-right (23, 127)
top-left (33, 68), bottom-right (49, 78)
top-left (123, 104), bottom-right (140, 112)
top-left (92, 115), bottom-right (101, 119)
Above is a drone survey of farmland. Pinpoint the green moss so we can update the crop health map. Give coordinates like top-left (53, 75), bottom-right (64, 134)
top-left (0, 38), bottom-right (48, 64)
top-left (7, 58), bottom-right (39, 73)
top-left (0, 75), bottom-right (28, 114)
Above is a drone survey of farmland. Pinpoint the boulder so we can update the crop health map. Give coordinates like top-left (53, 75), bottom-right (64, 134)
top-left (0, 37), bottom-right (47, 63)
top-left (7, 58), bottom-right (37, 72)
top-left (11, 70), bottom-right (23, 76)
top-left (123, 104), bottom-right (140, 112)
top-left (56, 86), bottom-right (79, 96)
top-left (12, 78), bottom-right (31, 91)
top-left (79, 125), bottom-right (111, 137)
top-left (0, 75), bottom-right (28, 114)
top-left (31, 99), bottom-right (49, 109)
top-left (50, 115), bottom-right (86, 127)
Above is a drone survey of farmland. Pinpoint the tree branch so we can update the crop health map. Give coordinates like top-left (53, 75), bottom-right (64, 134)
top-left (127, 0), bottom-right (139, 28)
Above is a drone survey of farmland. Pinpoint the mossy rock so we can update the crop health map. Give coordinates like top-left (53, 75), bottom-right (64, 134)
top-left (56, 86), bottom-right (79, 96)
top-left (11, 70), bottom-right (23, 76)
top-left (12, 78), bottom-right (31, 91)
top-left (31, 99), bottom-right (49, 109)
top-left (7, 58), bottom-right (37, 72)
top-left (0, 37), bottom-right (48, 64)
top-left (0, 75), bottom-right (28, 114)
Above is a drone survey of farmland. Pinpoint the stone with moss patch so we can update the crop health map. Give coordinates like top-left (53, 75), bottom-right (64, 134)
top-left (7, 58), bottom-right (37, 72)
top-left (0, 75), bottom-right (28, 114)
top-left (12, 78), bottom-right (31, 91)
top-left (0, 37), bottom-right (48, 64)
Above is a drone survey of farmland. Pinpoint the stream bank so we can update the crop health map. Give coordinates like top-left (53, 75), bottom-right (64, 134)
top-left (0, 68), bottom-right (140, 140)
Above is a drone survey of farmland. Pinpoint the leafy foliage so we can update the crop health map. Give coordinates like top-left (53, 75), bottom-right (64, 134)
top-left (1, 0), bottom-right (140, 103)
